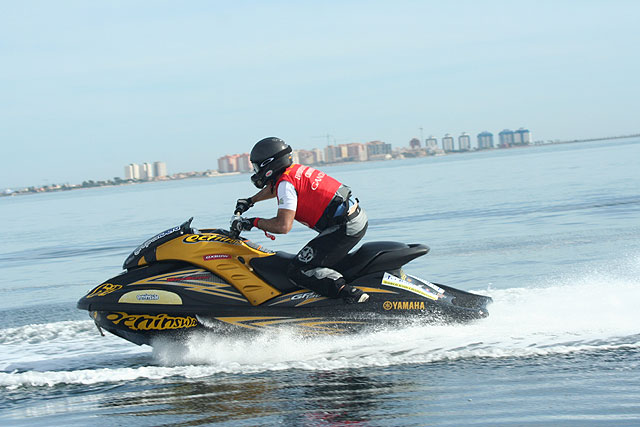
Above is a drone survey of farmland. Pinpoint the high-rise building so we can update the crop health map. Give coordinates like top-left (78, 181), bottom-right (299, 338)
top-left (425, 136), bottom-right (438, 150)
top-left (141, 163), bottom-right (154, 180)
top-left (499, 129), bottom-right (515, 147)
top-left (458, 133), bottom-right (471, 151)
top-left (366, 140), bottom-right (392, 159)
top-left (217, 155), bottom-right (237, 173)
top-left (442, 134), bottom-right (455, 152)
top-left (312, 148), bottom-right (325, 164)
top-left (124, 163), bottom-right (141, 180)
top-left (513, 131), bottom-right (523, 145)
top-left (295, 149), bottom-right (316, 165)
top-left (338, 144), bottom-right (349, 159)
top-left (324, 145), bottom-right (337, 163)
top-left (237, 153), bottom-right (251, 173)
top-left (409, 138), bottom-right (421, 150)
top-left (477, 131), bottom-right (494, 149)
top-left (291, 150), bottom-right (301, 164)
top-left (153, 161), bottom-right (167, 178)
top-left (324, 145), bottom-right (349, 163)
top-left (324, 146), bottom-right (334, 163)
top-left (514, 128), bottom-right (531, 145)
top-left (346, 143), bottom-right (368, 161)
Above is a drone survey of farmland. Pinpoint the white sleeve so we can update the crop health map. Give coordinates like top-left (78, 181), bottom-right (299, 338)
top-left (276, 181), bottom-right (298, 211)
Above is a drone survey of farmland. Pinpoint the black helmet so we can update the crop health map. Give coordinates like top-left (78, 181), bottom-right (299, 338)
top-left (250, 137), bottom-right (293, 188)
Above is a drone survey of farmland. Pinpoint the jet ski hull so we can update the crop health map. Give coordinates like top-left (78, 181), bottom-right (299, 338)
top-left (79, 263), bottom-right (490, 346)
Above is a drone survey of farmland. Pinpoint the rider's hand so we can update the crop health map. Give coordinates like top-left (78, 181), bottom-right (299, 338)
top-left (235, 197), bottom-right (254, 214)
top-left (232, 217), bottom-right (256, 233)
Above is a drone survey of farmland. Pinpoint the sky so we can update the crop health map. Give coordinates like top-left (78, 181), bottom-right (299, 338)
top-left (1, 0), bottom-right (639, 189)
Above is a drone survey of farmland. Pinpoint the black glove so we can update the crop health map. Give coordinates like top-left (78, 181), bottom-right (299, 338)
top-left (232, 217), bottom-right (256, 233)
top-left (235, 197), bottom-right (254, 215)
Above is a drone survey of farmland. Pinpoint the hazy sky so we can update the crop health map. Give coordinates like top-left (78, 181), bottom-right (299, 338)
top-left (2, 0), bottom-right (639, 188)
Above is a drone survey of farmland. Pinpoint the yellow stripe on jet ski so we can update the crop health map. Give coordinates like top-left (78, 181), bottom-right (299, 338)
top-left (214, 316), bottom-right (365, 333)
top-left (294, 297), bottom-right (329, 306)
top-left (357, 287), bottom-right (396, 294)
top-left (215, 316), bottom-right (288, 329)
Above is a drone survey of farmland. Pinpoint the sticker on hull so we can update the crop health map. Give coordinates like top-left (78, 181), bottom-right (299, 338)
top-left (381, 272), bottom-right (440, 300)
top-left (118, 290), bottom-right (183, 305)
top-left (106, 312), bottom-right (197, 330)
top-left (203, 254), bottom-right (232, 261)
top-left (86, 283), bottom-right (122, 298)
top-left (183, 234), bottom-right (239, 244)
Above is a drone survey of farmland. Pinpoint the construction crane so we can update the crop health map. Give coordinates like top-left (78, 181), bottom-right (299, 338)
top-left (311, 134), bottom-right (336, 146)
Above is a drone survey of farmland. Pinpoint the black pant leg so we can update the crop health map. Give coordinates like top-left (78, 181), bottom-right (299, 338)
top-left (287, 210), bottom-right (368, 298)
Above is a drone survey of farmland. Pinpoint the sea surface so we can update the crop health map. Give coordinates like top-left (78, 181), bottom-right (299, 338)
top-left (1, 139), bottom-right (639, 426)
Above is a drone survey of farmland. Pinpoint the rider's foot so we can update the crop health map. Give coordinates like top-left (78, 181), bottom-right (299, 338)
top-left (340, 286), bottom-right (369, 304)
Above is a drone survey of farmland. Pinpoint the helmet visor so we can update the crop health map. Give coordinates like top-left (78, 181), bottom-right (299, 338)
top-left (252, 162), bottom-right (260, 173)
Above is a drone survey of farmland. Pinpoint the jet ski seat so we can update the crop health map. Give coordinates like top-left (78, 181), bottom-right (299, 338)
top-left (337, 241), bottom-right (429, 281)
top-left (249, 242), bottom-right (430, 294)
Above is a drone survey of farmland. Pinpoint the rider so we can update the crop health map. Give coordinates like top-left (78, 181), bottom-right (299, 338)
top-left (233, 137), bottom-right (369, 304)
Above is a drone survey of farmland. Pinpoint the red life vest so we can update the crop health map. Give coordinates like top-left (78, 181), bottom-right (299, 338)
top-left (276, 164), bottom-right (342, 228)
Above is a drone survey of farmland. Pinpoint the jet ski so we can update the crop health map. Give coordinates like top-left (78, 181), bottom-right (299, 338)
top-left (77, 218), bottom-right (492, 346)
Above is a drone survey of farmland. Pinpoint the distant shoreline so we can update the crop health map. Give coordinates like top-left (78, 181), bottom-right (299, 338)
top-left (1, 170), bottom-right (241, 198)
top-left (547, 133), bottom-right (640, 145)
top-left (3, 133), bottom-right (638, 198)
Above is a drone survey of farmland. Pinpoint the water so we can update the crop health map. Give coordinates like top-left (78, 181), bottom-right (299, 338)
top-left (1, 139), bottom-right (639, 425)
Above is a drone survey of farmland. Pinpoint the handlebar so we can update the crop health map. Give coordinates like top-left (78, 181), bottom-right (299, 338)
top-left (229, 214), bottom-right (275, 241)
top-left (229, 215), bottom-right (242, 239)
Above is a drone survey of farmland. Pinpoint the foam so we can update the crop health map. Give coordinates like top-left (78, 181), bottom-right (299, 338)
top-left (0, 320), bottom-right (148, 373)
top-left (0, 320), bottom-right (95, 345)
top-left (2, 262), bottom-right (639, 389)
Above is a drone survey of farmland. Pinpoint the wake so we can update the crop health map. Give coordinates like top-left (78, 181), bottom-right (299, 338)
top-left (2, 258), bottom-right (639, 388)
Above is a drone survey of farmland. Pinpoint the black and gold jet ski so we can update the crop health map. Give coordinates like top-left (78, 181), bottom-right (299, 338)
top-left (77, 218), bottom-right (492, 346)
